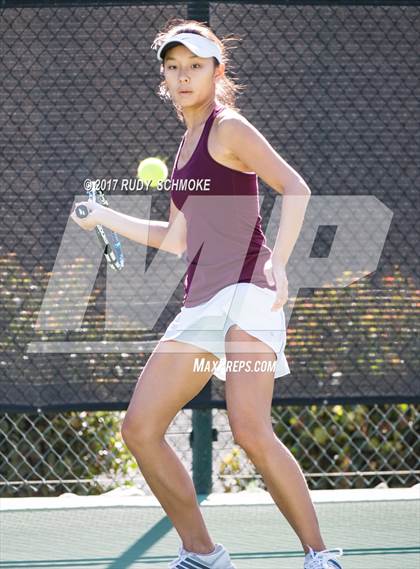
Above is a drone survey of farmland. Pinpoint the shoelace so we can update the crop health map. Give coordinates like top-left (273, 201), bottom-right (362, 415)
top-left (306, 547), bottom-right (344, 569)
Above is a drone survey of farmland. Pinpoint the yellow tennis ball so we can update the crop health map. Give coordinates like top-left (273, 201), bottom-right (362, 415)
top-left (137, 157), bottom-right (168, 187)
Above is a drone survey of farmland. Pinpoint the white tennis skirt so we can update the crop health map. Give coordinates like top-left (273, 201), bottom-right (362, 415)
top-left (159, 282), bottom-right (290, 381)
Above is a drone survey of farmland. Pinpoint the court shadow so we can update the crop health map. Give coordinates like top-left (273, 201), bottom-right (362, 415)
top-left (106, 495), bottom-right (210, 569)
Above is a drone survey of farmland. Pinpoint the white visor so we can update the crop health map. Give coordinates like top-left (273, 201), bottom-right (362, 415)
top-left (156, 32), bottom-right (222, 64)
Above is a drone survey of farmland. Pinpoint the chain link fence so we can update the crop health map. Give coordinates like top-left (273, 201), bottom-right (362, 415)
top-left (1, 403), bottom-right (418, 497)
top-left (1, 0), bottom-right (419, 497)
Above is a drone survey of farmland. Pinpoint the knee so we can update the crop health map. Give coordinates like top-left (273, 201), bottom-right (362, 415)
top-left (120, 417), bottom-right (141, 449)
top-left (121, 414), bottom-right (163, 450)
top-left (231, 423), bottom-right (274, 457)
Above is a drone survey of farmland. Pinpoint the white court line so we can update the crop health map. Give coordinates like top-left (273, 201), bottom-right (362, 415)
top-left (1, 486), bottom-right (419, 511)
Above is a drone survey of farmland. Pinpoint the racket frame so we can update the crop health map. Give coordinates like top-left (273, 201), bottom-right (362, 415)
top-left (84, 183), bottom-right (124, 271)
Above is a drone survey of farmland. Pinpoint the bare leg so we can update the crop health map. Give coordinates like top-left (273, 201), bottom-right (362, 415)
top-left (225, 325), bottom-right (326, 554)
top-left (244, 433), bottom-right (325, 554)
top-left (122, 340), bottom-right (219, 554)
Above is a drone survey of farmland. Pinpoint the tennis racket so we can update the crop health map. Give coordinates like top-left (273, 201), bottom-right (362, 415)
top-left (75, 184), bottom-right (124, 271)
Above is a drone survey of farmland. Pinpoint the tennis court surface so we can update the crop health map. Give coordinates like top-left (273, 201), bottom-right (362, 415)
top-left (1, 487), bottom-right (419, 569)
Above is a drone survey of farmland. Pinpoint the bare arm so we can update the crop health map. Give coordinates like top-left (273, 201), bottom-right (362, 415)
top-left (71, 196), bottom-right (187, 256)
top-left (217, 114), bottom-right (311, 267)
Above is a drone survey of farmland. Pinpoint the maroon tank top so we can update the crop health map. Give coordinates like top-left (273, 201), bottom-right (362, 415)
top-left (171, 103), bottom-right (276, 307)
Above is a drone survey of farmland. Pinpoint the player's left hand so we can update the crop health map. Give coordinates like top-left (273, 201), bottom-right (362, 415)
top-left (263, 257), bottom-right (288, 311)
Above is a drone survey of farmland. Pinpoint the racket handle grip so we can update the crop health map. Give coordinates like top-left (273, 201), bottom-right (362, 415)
top-left (75, 204), bottom-right (90, 218)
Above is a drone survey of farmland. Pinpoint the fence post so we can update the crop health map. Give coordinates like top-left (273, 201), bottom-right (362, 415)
top-left (191, 408), bottom-right (213, 494)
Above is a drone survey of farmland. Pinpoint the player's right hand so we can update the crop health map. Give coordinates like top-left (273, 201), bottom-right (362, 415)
top-left (71, 199), bottom-right (103, 231)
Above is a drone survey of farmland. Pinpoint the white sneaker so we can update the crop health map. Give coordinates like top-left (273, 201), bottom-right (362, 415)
top-left (304, 546), bottom-right (344, 568)
top-left (168, 542), bottom-right (236, 568)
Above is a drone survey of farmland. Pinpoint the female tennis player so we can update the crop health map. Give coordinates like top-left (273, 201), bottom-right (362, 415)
top-left (72, 18), bottom-right (343, 569)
